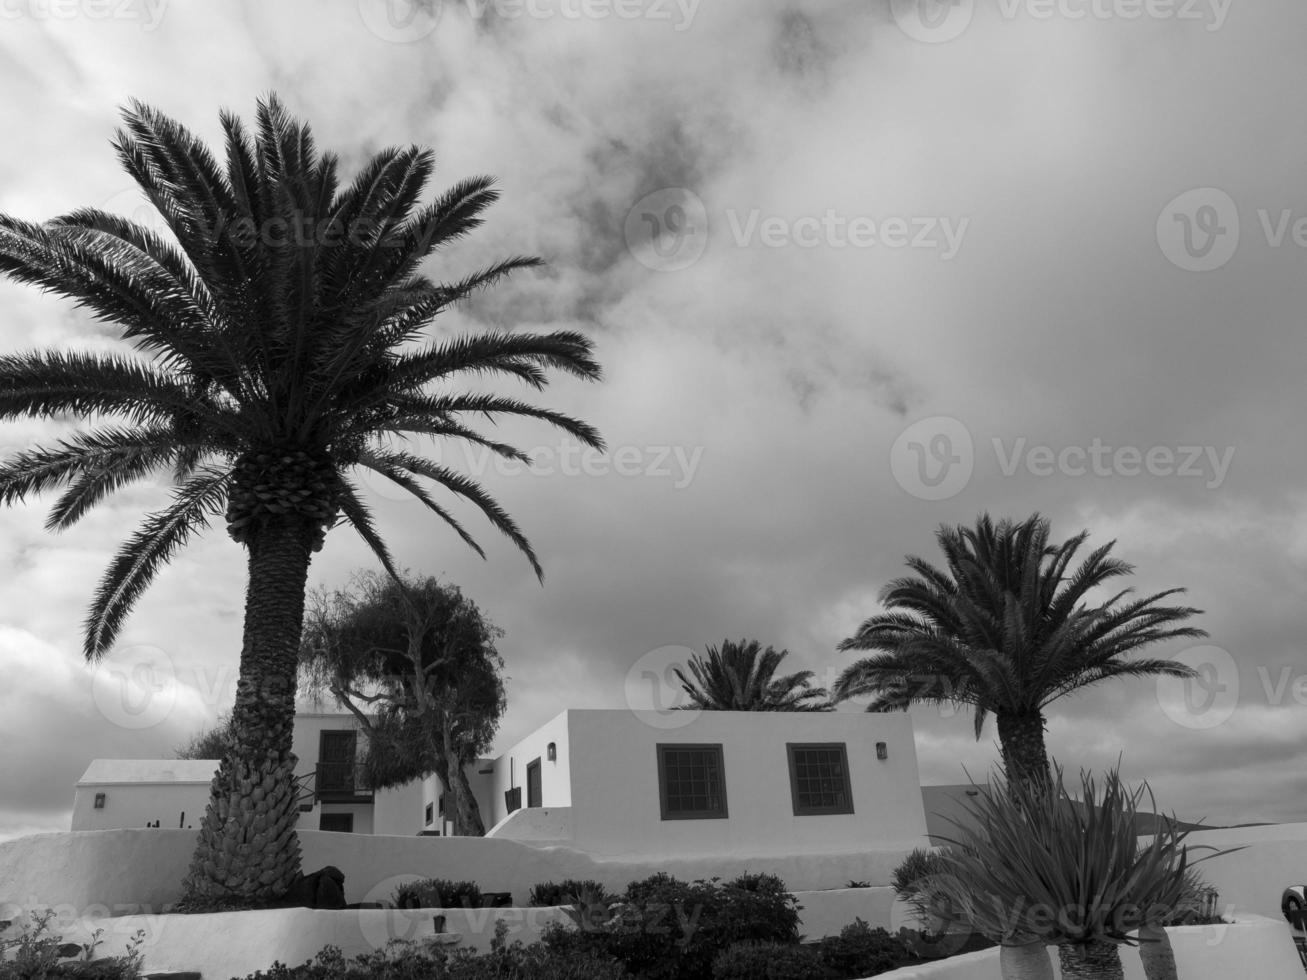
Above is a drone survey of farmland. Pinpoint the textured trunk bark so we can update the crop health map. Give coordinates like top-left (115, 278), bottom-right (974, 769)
top-left (445, 745), bottom-right (487, 837)
top-left (182, 517), bottom-right (312, 904)
top-left (997, 711), bottom-right (1052, 790)
top-left (1137, 923), bottom-right (1178, 980)
top-left (1000, 943), bottom-right (1054, 980)
top-left (1057, 940), bottom-right (1125, 980)
top-left (439, 712), bottom-right (486, 837)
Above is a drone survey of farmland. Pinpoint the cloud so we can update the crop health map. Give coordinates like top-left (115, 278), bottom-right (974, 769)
top-left (2, 0), bottom-right (1306, 839)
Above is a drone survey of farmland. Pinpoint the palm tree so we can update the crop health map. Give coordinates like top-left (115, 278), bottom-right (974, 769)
top-left (0, 96), bottom-right (602, 904)
top-left (673, 638), bottom-right (832, 711)
top-left (834, 514), bottom-right (1203, 788)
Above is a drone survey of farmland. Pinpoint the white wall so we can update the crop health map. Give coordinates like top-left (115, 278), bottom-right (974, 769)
top-left (565, 709), bottom-right (928, 858)
top-left (490, 712), bottom-right (571, 826)
top-left (1167, 822), bottom-right (1307, 919)
top-left (0, 829), bottom-right (914, 912)
top-left (874, 917), bottom-right (1303, 980)
top-left (71, 782), bottom-right (211, 832)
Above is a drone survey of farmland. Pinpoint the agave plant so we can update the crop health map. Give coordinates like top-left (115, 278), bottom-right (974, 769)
top-left (928, 765), bottom-right (1238, 980)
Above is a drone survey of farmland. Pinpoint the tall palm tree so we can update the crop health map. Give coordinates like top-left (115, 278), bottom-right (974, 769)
top-left (674, 638), bottom-right (832, 711)
top-left (0, 96), bottom-right (602, 904)
top-left (834, 514), bottom-right (1203, 788)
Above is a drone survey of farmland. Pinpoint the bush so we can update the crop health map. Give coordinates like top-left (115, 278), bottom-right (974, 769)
top-left (814, 919), bottom-right (906, 978)
top-left (711, 941), bottom-right (834, 980)
top-left (528, 880), bottom-right (612, 908)
top-left (235, 938), bottom-right (629, 980)
top-left (391, 879), bottom-right (483, 910)
top-left (541, 872), bottom-right (801, 980)
top-left (0, 911), bottom-right (144, 980)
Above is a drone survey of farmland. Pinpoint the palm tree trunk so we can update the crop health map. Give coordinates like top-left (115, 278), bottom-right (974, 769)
top-left (1137, 923), bottom-right (1178, 980)
top-left (1000, 943), bottom-right (1053, 979)
top-left (182, 517), bottom-right (313, 904)
top-left (996, 711), bottom-right (1051, 790)
top-left (1057, 940), bottom-right (1124, 980)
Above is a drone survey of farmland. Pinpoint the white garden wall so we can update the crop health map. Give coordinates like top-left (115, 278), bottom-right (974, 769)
top-left (2, 888), bottom-right (898, 980)
top-left (875, 916), bottom-right (1303, 979)
top-left (0, 829), bottom-right (913, 911)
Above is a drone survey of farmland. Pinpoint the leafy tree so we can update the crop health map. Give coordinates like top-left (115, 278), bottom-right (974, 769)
top-left (835, 514), bottom-right (1203, 789)
top-left (174, 713), bottom-right (236, 760)
top-left (301, 571), bottom-right (506, 836)
top-left (0, 96), bottom-right (601, 902)
top-left (673, 638), bottom-right (831, 711)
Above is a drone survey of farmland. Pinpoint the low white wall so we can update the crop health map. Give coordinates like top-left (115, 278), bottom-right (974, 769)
top-left (13, 889), bottom-right (899, 980)
top-left (1172, 822), bottom-right (1307, 919)
top-left (875, 916), bottom-right (1303, 980)
top-left (0, 829), bottom-right (912, 911)
top-left (485, 805), bottom-right (573, 843)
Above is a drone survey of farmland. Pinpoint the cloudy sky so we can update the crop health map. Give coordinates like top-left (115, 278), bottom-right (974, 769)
top-left (1, 0), bottom-right (1305, 843)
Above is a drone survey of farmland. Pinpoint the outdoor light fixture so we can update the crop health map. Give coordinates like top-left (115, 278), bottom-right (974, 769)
top-left (875, 742), bottom-right (888, 761)
top-left (93, 793), bottom-right (106, 809)
top-left (547, 742), bottom-right (557, 762)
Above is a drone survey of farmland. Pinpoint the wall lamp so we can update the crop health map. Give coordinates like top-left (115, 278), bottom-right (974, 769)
top-left (875, 742), bottom-right (888, 761)
top-left (547, 742), bottom-right (557, 762)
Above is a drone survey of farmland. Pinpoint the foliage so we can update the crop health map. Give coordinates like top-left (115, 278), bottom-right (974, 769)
top-left (300, 571), bottom-right (507, 834)
top-left (890, 847), bottom-right (954, 923)
top-left (843, 880), bottom-right (870, 889)
top-left (173, 712), bottom-right (236, 760)
top-left (813, 919), bottom-right (907, 978)
top-left (528, 880), bottom-right (613, 908)
top-left (673, 639), bottom-right (831, 711)
top-left (542, 872), bottom-right (802, 980)
top-left (0, 910), bottom-right (144, 980)
top-left (711, 941), bottom-right (835, 980)
top-left (233, 938), bottom-right (628, 980)
top-left (930, 765), bottom-right (1240, 953)
top-left (392, 879), bottom-right (484, 910)
top-left (1162, 868), bottom-right (1223, 925)
top-left (834, 513), bottom-right (1205, 786)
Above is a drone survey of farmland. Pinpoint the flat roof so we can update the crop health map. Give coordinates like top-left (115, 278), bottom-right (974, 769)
top-left (77, 759), bottom-right (219, 786)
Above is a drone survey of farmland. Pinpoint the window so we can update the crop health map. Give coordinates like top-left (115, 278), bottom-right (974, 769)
top-left (657, 744), bottom-right (728, 820)
top-left (319, 812), bottom-right (354, 833)
top-left (787, 743), bottom-right (854, 815)
top-left (425, 802), bottom-right (434, 825)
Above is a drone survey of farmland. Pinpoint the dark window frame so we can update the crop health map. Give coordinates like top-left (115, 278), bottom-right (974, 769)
top-left (319, 811), bottom-right (355, 833)
top-left (656, 743), bottom-right (728, 820)
top-left (787, 742), bottom-right (854, 816)
top-left (425, 802), bottom-right (434, 825)
top-left (784, 747), bottom-right (857, 815)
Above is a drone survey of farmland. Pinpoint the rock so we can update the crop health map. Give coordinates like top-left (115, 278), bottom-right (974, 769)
top-left (280, 866), bottom-right (347, 909)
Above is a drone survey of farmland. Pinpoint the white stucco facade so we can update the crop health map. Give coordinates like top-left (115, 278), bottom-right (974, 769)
top-left (72, 708), bottom-right (929, 859)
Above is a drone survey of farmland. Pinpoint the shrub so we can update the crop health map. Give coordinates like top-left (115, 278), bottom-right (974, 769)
top-left (528, 880), bottom-right (612, 908)
top-left (235, 939), bottom-right (629, 980)
top-left (0, 911), bottom-right (144, 980)
top-left (890, 848), bottom-right (945, 898)
top-left (814, 919), bottom-right (906, 978)
top-left (711, 941), bottom-right (834, 980)
top-left (542, 872), bottom-right (801, 980)
top-left (391, 879), bottom-right (483, 909)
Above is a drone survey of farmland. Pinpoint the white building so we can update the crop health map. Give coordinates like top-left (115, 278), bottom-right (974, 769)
top-left (73, 708), bottom-right (930, 857)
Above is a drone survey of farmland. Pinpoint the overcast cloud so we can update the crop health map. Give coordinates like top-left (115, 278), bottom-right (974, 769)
top-left (1, 0), bottom-right (1305, 841)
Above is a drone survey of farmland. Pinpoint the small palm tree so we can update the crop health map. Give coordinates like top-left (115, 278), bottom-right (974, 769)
top-left (0, 96), bottom-right (602, 903)
top-left (673, 638), bottom-right (832, 711)
top-left (835, 514), bottom-right (1203, 788)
